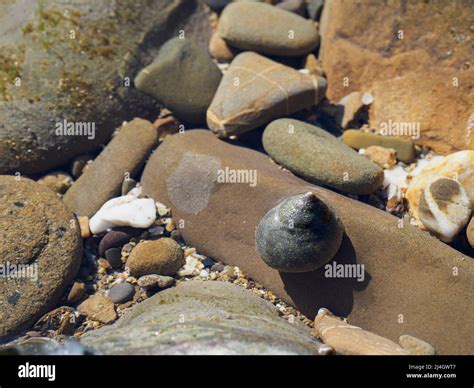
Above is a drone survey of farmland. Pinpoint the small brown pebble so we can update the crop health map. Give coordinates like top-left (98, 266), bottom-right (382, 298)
top-left (127, 238), bottom-right (184, 277)
top-left (78, 216), bottom-right (90, 238)
top-left (363, 146), bottom-right (397, 169)
top-left (67, 281), bottom-right (86, 304)
top-left (77, 294), bottom-right (117, 324)
top-left (97, 258), bottom-right (112, 271)
top-left (153, 116), bottom-right (181, 141)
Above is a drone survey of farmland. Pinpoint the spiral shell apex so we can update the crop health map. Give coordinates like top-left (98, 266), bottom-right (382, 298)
top-left (255, 192), bottom-right (344, 273)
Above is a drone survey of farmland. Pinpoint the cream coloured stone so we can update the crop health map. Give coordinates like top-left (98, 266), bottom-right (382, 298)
top-left (406, 151), bottom-right (474, 224)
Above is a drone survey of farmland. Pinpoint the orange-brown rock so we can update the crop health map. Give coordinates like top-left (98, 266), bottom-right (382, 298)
top-left (319, 0), bottom-right (473, 153)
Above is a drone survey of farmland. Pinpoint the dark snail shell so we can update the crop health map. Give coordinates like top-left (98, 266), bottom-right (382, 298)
top-left (255, 192), bottom-right (344, 273)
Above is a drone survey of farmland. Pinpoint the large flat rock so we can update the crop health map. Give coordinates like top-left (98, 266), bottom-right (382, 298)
top-left (141, 130), bottom-right (474, 354)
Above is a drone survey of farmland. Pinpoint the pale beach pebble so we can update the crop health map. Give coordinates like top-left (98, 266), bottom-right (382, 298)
top-left (418, 177), bottom-right (471, 242)
top-left (89, 194), bottom-right (157, 234)
top-left (406, 151), bottom-right (474, 224)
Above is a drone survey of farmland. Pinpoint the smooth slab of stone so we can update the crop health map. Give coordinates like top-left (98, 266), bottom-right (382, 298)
top-left (263, 119), bottom-right (384, 194)
top-left (418, 178), bottom-right (471, 243)
top-left (342, 129), bottom-right (416, 163)
top-left (312, 309), bottom-right (408, 355)
top-left (63, 119), bottom-right (159, 218)
top-left (207, 52), bottom-right (326, 137)
top-left (406, 151), bottom-right (474, 224)
top-left (256, 192), bottom-right (344, 272)
top-left (0, 0), bottom-right (211, 174)
top-left (319, 1), bottom-right (473, 154)
top-left (80, 281), bottom-right (324, 355)
top-left (0, 176), bottom-right (82, 341)
top-left (276, 0), bottom-right (306, 15)
top-left (141, 130), bottom-right (474, 354)
top-left (218, 2), bottom-right (318, 56)
top-left (89, 195), bottom-right (156, 235)
top-left (135, 37), bottom-right (222, 124)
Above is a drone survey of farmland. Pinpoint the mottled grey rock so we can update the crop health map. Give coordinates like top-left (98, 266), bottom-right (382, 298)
top-left (0, 0), bottom-right (211, 174)
top-left (263, 119), bottom-right (383, 194)
top-left (80, 281), bottom-right (324, 355)
top-left (0, 176), bottom-right (82, 341)
top-left (218, 2), bottom-right (319, 56)
top-left (256, 192), bottom-right (343, 272)
top-left (207, 52), bottom-right (326, 137)
top-left (134, 37), bottom-right (222, 124)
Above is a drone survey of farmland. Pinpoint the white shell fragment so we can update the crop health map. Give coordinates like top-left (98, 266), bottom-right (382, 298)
top-left (89, 194), bottom-right (157, 234)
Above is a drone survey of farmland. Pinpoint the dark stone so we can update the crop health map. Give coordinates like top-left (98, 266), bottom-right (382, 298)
top-left (98, 231), bottom-right (131, 257)
top-left (108, 283), bottom-right (135, 304)
top-left (104, 248), bottom-right (123, 269)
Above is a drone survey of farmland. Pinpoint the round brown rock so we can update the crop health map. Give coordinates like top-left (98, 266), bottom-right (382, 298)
top-left (0, 176), bottom-right (82, 340)
top-left (126, 238), bottom-right (184, 277)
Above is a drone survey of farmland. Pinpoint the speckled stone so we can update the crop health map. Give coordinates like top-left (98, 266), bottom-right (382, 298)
top-left (218, 2), bottom-right (318, 56)
top-left (263, 119), bottom-right (384, 194)
top-left (0, 176), bottom-right (82, 340)
top-left (127, 238), bottom-right (184, 277)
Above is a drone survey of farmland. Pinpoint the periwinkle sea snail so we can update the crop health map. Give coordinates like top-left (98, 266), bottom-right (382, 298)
top-left (256, 192), bottom-right (344, 273)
